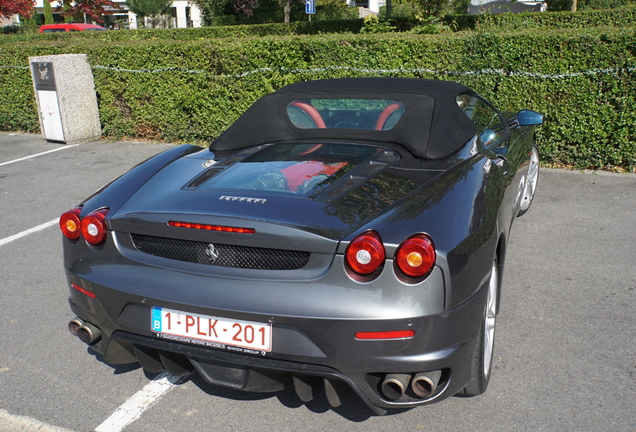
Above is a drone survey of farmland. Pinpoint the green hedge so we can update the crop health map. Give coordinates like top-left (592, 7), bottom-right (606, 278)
top-left (445, 6), bottom-right (636, 30)
top-left (1, 26), bottom-right (635, 171)
top-left (0, 19), bottom-right (365, 44)
top-left (1, 6), bottom-right (634, 43)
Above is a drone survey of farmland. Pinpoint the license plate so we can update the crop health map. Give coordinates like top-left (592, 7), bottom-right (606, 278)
top-left (151, 307), bottom-right (272, 352)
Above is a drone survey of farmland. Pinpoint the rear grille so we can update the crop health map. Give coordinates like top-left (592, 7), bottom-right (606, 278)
top-left (130, 234), bottom-right (310, 270)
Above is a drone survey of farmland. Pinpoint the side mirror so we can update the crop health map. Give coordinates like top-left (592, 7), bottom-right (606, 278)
top-left (517, 110), bottom-right (544, 126)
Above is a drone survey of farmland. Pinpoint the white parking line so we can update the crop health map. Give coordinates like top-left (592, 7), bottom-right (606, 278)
top-left (0, 144), bottom-right (80, 168)
top-left (0, 409), bottom-right (75, 432)
top-left (2, 140), bottom-right (179, 431)
top-left (0, 219), bottom-right (58, 247)
top-left (0, 143), bottom-right (79, 247)
top-left (95, 371), bottom-right (182, 432)
top-left (1, 220), bottom-right (180, 432)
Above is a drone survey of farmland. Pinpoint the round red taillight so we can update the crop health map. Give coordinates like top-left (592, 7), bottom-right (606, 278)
top-left (395, 234), bottom-right (436, 277)
top-left (81, 209), bottom-right (109, 245)
top-left (60, 208), bottom-right (82, 240)
top-left (345, 231), bottom-right (385, 276)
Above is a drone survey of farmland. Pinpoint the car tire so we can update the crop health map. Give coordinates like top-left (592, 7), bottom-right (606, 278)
top-left (459, 256), bottom-right (499, 397)
top-left (517, 145), bottom-right (539, 217)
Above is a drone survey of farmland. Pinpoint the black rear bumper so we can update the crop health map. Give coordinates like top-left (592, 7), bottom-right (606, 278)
top-left (68, 286), bottom-right (485, 415)
top-left (106, 331), bottom-right (468, 415)
top-left (66, 255), bottom-right (488, 413)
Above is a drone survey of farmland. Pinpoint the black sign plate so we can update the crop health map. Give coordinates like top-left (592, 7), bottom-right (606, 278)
top-left (32, 62), bottom-right (56, 90)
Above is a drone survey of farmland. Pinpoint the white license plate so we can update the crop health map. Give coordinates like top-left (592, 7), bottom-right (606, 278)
top-left (151, 307), bottom-right (272, 352)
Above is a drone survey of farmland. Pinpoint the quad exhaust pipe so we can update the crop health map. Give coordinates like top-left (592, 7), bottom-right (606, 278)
top-left (381, 373), bottom-right (411, 400)
top-left (68, 317), bottom-right (102, 344)
top-left (411, 370), bottom-right (442, 399)
top-left (380, 370), bottom-right (442, 401)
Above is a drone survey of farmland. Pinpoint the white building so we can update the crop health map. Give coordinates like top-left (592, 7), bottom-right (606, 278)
top-left (29, 0), bottom-right (202, 29)
top-left (346, 0), bottom-right (385, 16)
top-left (1, 14), bottom-right (20, 26)
top-left (467, 0), bottom-right (547, 14)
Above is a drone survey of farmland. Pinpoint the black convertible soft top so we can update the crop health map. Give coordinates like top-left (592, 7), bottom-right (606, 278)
top-left (210, 78), bottom-right (478, 160)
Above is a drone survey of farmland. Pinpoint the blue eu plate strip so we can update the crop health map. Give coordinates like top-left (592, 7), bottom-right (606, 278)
top-left (151, 307), bottom-right (162, 332)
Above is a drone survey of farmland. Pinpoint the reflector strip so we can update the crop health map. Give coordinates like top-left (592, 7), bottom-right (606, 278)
top-left (71, 283), bottom-right (97, 299)
top-left (355, 330), bottom-right (415, 340)
top-left (168, 221), bottom-right (255, 234)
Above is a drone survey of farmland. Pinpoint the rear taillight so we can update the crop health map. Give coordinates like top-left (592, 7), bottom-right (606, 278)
top-left (345, 231), bottom-right (385, 276)
top-left (81, 209), bottom-right (109, 245)
top-left (61, 207), bottom-right (109, 245)
top-left (395, 234), bottom-right (436, 278)
top-left (60, 208), bottom-right (82, 240)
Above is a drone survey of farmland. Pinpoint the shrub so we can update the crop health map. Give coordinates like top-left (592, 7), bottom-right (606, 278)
top-left (0, 12), bottom-right (635, 171)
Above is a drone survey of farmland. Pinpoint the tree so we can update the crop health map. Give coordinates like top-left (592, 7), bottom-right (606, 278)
top-left (190, 0), bottom-right (258, 24)
top-left (193, 0), bottom-right (307, 24)
top-left (267, 0), bottom-right (304, 24)
top-left (232, 0), bottom-right (259, 17)
top-left (127, 0), bottom-right (173, 26)
top-left (0, 0), bottom-right (35, 19)
top-left (44, 0), bottom-right (54, 24)
top-left (189, 0), bottom-right (223, 25)
top-left (55, 0), bottom-right (121, 23)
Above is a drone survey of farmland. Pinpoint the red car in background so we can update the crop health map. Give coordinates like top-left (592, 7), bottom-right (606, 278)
top-left (39, 23), bottom-right (106, 33)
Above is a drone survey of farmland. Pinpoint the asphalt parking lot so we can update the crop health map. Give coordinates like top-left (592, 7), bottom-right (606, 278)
top-left (1, 131), bottom-right (635, 432)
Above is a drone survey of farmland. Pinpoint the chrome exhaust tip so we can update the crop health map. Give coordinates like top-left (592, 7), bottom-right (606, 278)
top-left (411, 370), bottom-right (442, 399)
top-left (381, 373), bottom-right (411, 401)
top-left (68, 317), bottom-right (84, 337)
top-left (77, 322), bottom-right (102, 344)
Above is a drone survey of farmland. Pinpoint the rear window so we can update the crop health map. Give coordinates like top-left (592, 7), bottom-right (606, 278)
top-left (191, 143), bottom-right (392, 197)
top-left (287, 99), bottom-right (404, 131)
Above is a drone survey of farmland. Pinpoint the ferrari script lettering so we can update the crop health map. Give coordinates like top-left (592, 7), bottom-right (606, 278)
top-left (219, 195), bottom-right (266, 204)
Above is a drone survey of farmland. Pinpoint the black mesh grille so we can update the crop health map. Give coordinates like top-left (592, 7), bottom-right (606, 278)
top-left (130, 234), bottom-right (310, 270)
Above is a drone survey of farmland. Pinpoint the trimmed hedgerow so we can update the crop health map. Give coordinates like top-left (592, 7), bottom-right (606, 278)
top-left (0, 25), bottom-right (635, 171)
top-left (0, 6), bottom-right (634, 43)
top-left (445, 6), bottom-right (636, 31)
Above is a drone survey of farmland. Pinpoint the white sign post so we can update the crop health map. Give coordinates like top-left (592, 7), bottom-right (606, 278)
top-left (305, 0), bottom-right (315, 20)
